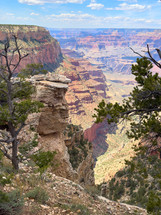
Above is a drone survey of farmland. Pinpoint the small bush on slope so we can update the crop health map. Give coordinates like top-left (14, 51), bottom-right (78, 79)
top-left (26, 187), bottom-right (49, 204)
top-left (0, 189), bottom-right (24, 215)
top-left (102, 153), bottom-right (161, 214)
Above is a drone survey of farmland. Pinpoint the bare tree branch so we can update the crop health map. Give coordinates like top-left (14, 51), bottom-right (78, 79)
top-left (0, 142), bottom-right (12, 160)
top-left (121, 108), bottom-right (161, 117)
top-left (130, 44), bottom-right (161, 69)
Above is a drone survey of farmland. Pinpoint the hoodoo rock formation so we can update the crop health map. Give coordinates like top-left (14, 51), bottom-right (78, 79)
top-left (18, 73), bottom-right (94, 185)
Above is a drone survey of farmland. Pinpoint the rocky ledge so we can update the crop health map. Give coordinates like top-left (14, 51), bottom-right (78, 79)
top-left (19, 73), bottom-right (94, 185)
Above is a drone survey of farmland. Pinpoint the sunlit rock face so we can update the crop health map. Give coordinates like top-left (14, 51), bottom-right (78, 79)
top-left (55, 56), bottom-right (108, 130)
top-left (50, 28), bottom-right (161, 76)
top-left (18, 73), bottom-right (94, 185)
top-left (0, 25), bottom-right (63, 73)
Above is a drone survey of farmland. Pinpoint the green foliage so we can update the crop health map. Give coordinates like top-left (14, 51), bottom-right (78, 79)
top-left (19, 134), bottom-right (38, 157)
top-left (0, 190), bottom-right (9, 203)
top-left (12, 99), bottom-right (43, 126)
top-left (147, 191), bottom-right (161, 215)
top-left (19, 63), bottom-right (48, 78)
top-left (31, 150), bottom-right (56, 174)
top-left (104, 153), bottom-right (161, 213)
top-left (0, 173), bottom-right (12, 186)
top-left (108, 179), bottom-right (125, 201)
top-left (0, 189), bottom-right (24, 215)
top-left (26, 187), bottom-right (49, 204)
top-left (0, 157), bottom-right (13, 186)
top-left (93, 57), bottom-right (161, 150)
top-left (65, 124), bottom-right (91, 170)
top-left (68, 146), bottom-right (80, 169)
top-left (116, 169), bottom-right (126, 177)
top-left (0, 37), bottom-right (45, 170)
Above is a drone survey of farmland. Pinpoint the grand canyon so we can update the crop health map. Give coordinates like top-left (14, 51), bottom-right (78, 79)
top-left (49, 28), bottom-right (161, 183)
top-left (0, 25), bottom-right (160, 214)
top-left (1, 26), bottom-right (161, 182)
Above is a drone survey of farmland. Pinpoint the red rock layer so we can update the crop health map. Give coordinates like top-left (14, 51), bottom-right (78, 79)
top-left (56, 55), bottom-right (108, 129)
top-left (0, 25), bottom-right (62, 73)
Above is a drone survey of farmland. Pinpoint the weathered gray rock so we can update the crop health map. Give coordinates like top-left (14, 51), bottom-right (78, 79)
top-left (18, 73), bottom-right (94, 184)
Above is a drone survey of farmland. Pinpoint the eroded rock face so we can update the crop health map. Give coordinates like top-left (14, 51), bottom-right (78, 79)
top-left (0, 25), bottom-right (62, 73)
top-left (51, 28), bottom-right (161, 76)
top-left (56, 56), bottom-right (108, 129)
top-left (19, 73), bottom-right (94, 185)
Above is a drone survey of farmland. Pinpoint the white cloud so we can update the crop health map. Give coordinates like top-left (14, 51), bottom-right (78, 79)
top-left (117, 0), bottom-right (137, 2)
top-left (106, 3), bottom-right (151, 11)
top-left (6, 13), bottom-right (14, 16)
top-left (30, 12), bottom-right (39, 15)
top-left (116, 3), bottom-right (151, 10)
top-left (18, 0), bottom-right (86, 4)
top-left (105, 8), bottom-right (114, 10)
top-left (50, 13), bottom-right (96, 19)
top-left (87, 2), bottom-right (104, 10)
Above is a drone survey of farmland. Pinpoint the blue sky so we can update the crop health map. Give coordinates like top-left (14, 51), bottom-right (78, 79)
top-left (0, 0), bottom-right (161, 28)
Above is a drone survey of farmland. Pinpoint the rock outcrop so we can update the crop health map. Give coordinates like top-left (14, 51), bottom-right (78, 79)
top-left (18, 73), bottom-right (94, 185)
top-left (0, 25), bottom-right (62, 73)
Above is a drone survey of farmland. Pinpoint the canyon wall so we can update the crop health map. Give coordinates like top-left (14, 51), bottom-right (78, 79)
top-left (0, 25), bottom-right (149, 184)
top-left (50, 28), bottom-right (161, 76)
top-left (50, 28), bottom-right (161, 184)
top-left (0, 25), bottom-right (62, 72)
top-left (55, 55), bottom-right (108, 130)
top-left (0, 25), bottom-right (108, 177)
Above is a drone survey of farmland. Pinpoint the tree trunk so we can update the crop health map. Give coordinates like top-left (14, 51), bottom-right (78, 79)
top-left (12, 140), bottom-right (19, 171)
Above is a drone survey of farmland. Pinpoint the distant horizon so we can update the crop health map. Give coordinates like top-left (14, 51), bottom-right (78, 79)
top-left (0, 1), bottom-right (161, 29)
top-left (1, 24), bottom-right (161, 30)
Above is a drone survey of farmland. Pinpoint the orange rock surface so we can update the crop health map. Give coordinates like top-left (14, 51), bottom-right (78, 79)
top-left (56, 56), bottom-right (108, 129)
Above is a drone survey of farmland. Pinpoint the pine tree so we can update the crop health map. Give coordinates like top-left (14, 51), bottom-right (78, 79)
top-left (93, 48), bottom-right (161, 154)
top-left (0, 35), bottom-right (43, 170)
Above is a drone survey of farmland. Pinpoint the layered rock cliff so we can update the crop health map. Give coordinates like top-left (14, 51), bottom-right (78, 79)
top-left (0, 25), bottom-right (62, 72)
top-left (50, 28), bottom-right (161, 76)
top-left (18, 73), bottom-right (94, 185)
top-left (51, 28), bottom-right (161, 184)
top-left (55, 55), bottom-right (108, 129)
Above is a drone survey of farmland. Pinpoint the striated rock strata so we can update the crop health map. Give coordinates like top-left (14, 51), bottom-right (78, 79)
top-left (18, 73), bottom-right (94, 185)
top-left (55, 56), bottom-right (108, 129)
top-left (50, 28), bottom-right (161, 76)
top-left (0, 25), bottom-right (62, 73)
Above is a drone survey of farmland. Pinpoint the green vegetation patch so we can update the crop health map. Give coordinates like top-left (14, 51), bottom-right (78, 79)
top-left (102, 153), bottom-right (161, 214)
top-left (26, 187), bottom-right (49, 204)
top-left (0, 189), bottom-right (24, 215)
top-left (65, 124), bottom-right (92, 169)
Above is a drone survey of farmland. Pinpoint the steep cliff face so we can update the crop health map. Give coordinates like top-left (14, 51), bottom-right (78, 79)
top-left (0, 25), bottom-right (62, 72)
top-left (55, 55), bottom-right (108, 129)
top-left (18, 73), bottom-right (94, 185)
top-left (84, 120), bottom-right (109, 159)
top-left (64, 124), bottom-right (94, 185)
